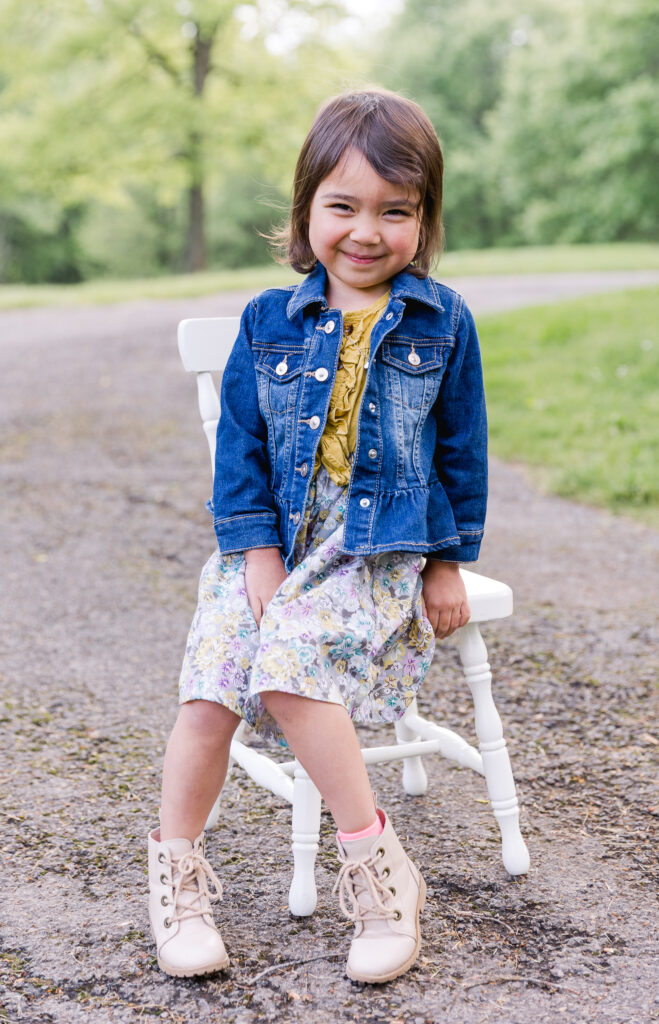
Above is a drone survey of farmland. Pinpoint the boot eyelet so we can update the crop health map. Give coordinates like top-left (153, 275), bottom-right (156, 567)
top-left (382, 867), bottom-right (390, 877)
top-left (160, 895), bottom-right (169, 907)
top-left (158, 852), bottom-right (166, 864)
top-left (159, 873), bottom-right (167, 884)
top-left (393, 910), bottom-right (402, 921)
top-left (389, 886), bottom-right (396, 896)
top-left (376, 847), bottom-right (385, 858)
top-left (164, 917), bottom-right (172, 928)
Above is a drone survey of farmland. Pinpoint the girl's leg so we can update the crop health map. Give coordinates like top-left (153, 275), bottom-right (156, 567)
top-left (149, 699), bottom-right (240, 979)
top-left (260, 692), bottom-right (376, 832)
top-left (261, 691), bottom-right (424, 985)
top-left (160, 699), bottom-right (241, 841)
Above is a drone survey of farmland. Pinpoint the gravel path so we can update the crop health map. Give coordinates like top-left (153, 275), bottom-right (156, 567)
top-left (1, 272), bottom-right (657, 1023)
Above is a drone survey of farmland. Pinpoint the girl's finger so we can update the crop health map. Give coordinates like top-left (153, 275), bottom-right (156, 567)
top-left (436, 607), bottom-right (452, 637)
top-left (440, 603), bottom-right (464, 639)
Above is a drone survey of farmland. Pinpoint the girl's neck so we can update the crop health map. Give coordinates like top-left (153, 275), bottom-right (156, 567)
top-left (325, 279), bottom-right (393, 313)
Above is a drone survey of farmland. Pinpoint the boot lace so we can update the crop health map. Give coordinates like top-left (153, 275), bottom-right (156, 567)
top-left (334, 853), bottom-right (395, 923)
top-left (166, 849), bottom-right (224, 924)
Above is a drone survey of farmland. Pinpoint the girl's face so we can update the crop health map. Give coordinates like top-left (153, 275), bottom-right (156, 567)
top-left (307, 147), bottom-right (421, 310)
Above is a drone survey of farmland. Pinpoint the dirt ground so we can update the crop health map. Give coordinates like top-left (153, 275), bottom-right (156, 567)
top-left (1, 273), bottom-right (657, 1023)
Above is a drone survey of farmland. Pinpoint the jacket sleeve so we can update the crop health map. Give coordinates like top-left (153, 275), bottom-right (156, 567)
top-left (428, 299), bottom-right (488, 563)
top-left (211, 299), bottom-right (282, 554)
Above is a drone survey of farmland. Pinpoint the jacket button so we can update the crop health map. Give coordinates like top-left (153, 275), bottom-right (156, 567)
top-left (300, 462), bottom-right (308, 477)
top-left (385, 312), bottom-right (393, 320)
top-left (369, 402), bottom-right (376, 413)
top-left (368, 448), bottom-right (377, 459)
top-left (324, 320), bottom-right (335, 333)
top-left (309, 415), bottom-right (321, 430)
top-left (292, 511), bottom-right (301, 525)
top-left (275, 360), bottom-right (288, 375)
top-left (408, 351), bottom-right (421, 366)
top-left (314, 367), bottom-right (329, 381)
top-left (359, 498), bottom-right (370, 509)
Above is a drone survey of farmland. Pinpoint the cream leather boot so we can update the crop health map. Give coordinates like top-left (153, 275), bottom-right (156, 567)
top-left (148, 828), bottom-right (230, 978)
top-left (335, 810), bottom-right (426, 983)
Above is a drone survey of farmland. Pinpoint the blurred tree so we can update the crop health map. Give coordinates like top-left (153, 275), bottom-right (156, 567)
top-left (0, 0), bottom-right (346, 276)
top-left (376, 0), bottom-right (658, 249)
top-left (488, 0), bottom-right (659, 244)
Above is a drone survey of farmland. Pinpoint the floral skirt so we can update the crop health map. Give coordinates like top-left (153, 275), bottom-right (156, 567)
top-left (178, 467), bottom-right (435, 743)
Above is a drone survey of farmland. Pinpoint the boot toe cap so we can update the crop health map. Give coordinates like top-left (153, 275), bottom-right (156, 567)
top-left (159, 927), bottom-right (229, 977)
top-left (347, 934), bottom-right (418, 984)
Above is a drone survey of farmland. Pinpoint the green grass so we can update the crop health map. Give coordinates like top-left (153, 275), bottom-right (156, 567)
top-left (480, 287), bottom-right (659, 526)
top-left (439, 242), bottom-right (659, 275)
top-left (1, 242), bottom-right (657, 310)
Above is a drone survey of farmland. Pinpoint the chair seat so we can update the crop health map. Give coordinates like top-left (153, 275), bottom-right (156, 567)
top-left (460, 568), bottom-right (513, 622)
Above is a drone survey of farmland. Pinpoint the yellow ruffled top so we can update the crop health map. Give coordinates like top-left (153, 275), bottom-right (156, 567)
top-left (315, 290), bottom-right (390, 486)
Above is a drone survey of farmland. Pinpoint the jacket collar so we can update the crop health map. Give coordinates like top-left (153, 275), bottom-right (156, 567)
top-left (286, 264), bottom-right (444, 320)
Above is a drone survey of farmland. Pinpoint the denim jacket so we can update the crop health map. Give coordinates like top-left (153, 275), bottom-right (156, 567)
top-left (212, 265), bottom-right (487, 572)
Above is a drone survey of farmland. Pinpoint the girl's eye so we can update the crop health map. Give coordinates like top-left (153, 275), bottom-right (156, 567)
top-left (330, 203), bottom-right (353, 212)
top-left (385, 208), bottom-right (411, 218)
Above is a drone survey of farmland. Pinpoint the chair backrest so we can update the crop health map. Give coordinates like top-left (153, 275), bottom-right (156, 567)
top-left (177, 316), bottom-right (240, 472)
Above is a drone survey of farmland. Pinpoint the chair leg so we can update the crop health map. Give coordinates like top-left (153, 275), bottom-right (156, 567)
top-left (288, 761), bottom-right (322, 916)
top-left (456, 622), bottom-right (530, 876)
top-left (395, 699), bottom-right (429, 796)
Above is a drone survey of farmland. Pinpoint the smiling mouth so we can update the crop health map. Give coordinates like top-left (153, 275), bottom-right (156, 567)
top-left (342, 251), bottom-right (383, 265)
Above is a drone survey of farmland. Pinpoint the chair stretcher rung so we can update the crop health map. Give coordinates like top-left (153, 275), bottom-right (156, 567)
top-left (276, 737), bottom-right (480, 774)
top-left (230, 740), bottom-right (295, 803)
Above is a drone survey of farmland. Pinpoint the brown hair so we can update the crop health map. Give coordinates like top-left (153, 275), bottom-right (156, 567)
top-left (272, 88), bottom-right (444, 278)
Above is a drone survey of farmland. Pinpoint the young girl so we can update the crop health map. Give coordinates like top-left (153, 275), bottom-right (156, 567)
top-left (148, 88), bottom-right (487, 985)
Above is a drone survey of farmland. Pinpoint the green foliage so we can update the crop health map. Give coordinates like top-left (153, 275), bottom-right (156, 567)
top-left (480, 287), bottom-right (659, 523)
top-left (0, 203), bottom-right (86, 283)
top-left (1, 0), bottom-right (657, 280)
top-left (378, 0), bottom-right (659, 250)
top-left (489, 0), bottom-right (659, 244)
top-left (0, 0), bottom-right (349, 280)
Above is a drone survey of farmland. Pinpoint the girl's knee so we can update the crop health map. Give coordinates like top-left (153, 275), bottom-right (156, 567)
top-left (178, 699), bottom-right (240, 739)
top-left (261, 690), bottom-right (298, 715)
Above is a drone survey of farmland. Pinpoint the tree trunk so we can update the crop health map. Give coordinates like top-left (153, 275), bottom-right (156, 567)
top-left (184, 33), bottom-right (213, 272)
top-left (186, 180), bottom-right (206, 272)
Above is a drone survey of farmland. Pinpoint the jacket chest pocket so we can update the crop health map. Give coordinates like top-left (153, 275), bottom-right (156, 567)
top-left (255, 348), bottom-right (305, 414)
top-left (380, 339), bottom-right (451, 410)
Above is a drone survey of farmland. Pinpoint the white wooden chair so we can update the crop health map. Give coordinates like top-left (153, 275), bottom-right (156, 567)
top-left (178, 316), bottom-right (530, 916)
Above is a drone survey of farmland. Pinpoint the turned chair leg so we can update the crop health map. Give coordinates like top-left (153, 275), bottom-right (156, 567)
top-left (456, 622), bottom-right (530, 876)
top-left (395, 699), bottom-right (429, 796)
top-left (288, 762), bottom-right (322, 916)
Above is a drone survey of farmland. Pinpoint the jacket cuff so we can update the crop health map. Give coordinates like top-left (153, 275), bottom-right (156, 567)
top-left (214, 511), bottom-right (282, 555)
top-left (426, 538), bottom-right (481, 563)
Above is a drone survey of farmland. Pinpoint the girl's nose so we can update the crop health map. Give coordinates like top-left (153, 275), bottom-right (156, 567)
top-left (349, 216), bottom-right (380, 245)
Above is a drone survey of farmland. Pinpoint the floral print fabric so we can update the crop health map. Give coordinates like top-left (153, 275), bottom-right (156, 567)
top-left (179, 467), bottom-right (435, 743)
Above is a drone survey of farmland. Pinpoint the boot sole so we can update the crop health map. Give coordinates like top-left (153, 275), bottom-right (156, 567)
top-left (157, 953), bottom-right (230, 978)
top-left (346, 873), bottom-right (427, 985)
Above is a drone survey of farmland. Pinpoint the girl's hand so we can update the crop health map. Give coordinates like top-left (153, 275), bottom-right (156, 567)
top-left (244, 547), bottom-right (288, 627)
top-left (421, 560), bottom-right (470, 639)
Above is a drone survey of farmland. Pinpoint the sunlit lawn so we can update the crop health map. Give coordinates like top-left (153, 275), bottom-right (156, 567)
top-left (480, 287), bottom-right (659, 526)
top-left (1, 242), bottom-right (657, 310)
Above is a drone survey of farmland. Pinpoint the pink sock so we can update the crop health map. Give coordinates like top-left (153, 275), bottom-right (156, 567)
top-left (338, 812), bottom-right (384, 843)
